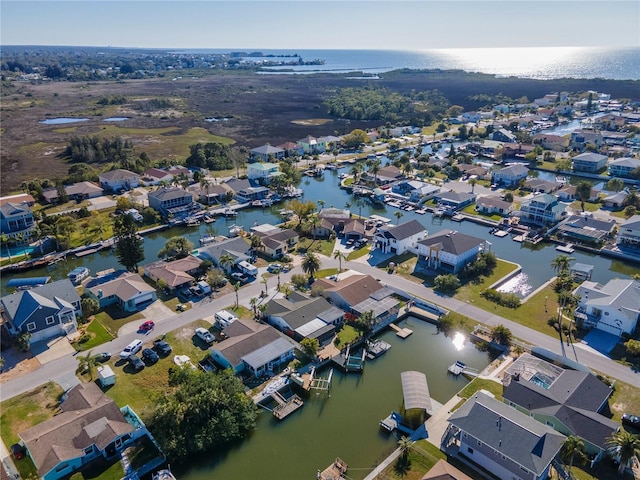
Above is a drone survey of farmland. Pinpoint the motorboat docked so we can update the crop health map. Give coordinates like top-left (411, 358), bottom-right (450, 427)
top-left (67, 266), bottom-right (90, 285)
top-left (199, 235), bottom-right (217, 246)
top-left (228, 225), bottom-right (243, 237)
top-left (223, 208), bottom-right (237, 217)
top-left (152, 468), bottom-right (176, 480)
top-left (366, 339), bottom-right (391, 359)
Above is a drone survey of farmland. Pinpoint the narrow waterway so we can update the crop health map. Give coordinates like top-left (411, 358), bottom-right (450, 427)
top-left (176, 316), bottom-right (496, 480)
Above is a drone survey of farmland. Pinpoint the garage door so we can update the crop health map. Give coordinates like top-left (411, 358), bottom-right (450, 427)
top-left (134, 292), bottom-right (155, 306)
top-left (596, 322), bottom-right (622, 338)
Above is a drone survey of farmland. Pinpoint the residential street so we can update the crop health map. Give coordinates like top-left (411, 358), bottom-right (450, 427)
top-left (1, 252), bottom-right (638, 402)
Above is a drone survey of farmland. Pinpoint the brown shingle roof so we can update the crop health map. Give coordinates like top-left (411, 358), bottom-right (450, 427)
top-left (315, 274), bottom-right (383, 307)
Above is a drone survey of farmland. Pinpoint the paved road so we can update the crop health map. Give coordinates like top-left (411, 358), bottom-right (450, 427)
top-left (1, 252), bottom-right (638, 402)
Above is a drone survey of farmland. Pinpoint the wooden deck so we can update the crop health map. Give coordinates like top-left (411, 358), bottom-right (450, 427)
top-left (318, 457), bottom-right (348, 480)
top-left (389, 323), bottom-right (413, 338)
top-left (271, 391), bottom-right (304, 420)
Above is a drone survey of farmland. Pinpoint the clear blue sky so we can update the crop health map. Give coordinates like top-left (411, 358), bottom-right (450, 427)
top-left (2, 1), bottom-right (639, 50)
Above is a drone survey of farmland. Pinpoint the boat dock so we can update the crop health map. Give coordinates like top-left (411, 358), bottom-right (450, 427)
top-left (556, 243), bottom-right (575, 253)
top-left (447, 360), bottom-right (478, 377)
top-left (332, 345), bottom-right (366, 372)
top-left (366, 339), bottom-right (391, 359)
top-left (317, 457), bottom-right (348, 480)
top-left (379, 411), bottom-right (417, 436)
top-left (271, 391), bottom-right (304, 420)
top-left (389, 323), bottom-right (413, 338)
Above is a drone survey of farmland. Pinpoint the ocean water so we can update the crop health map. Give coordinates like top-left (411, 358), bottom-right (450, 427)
top-left (184, 47), bottom-right (640, 80)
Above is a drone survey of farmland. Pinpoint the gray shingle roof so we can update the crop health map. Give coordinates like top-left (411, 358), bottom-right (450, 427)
top-left (417, 230), bottom-right (485, 255)
top-left (381, 220), bottom-right (426, 241)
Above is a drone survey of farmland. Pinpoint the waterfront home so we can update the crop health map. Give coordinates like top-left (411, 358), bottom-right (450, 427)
top-left (247, 162), bottom-right (281, 185)
top-left (42, 181), bottom-right (104, 204)
top-left (0, 202), bottom-right (35, 238)
top-left (147, 187), bottom-right (197, 218)
top-left (491, 164), bottom-right (529, 187)
top-left (434, 191), bottom-right (477, 213)
top-left (571, 152), bottom-right (608, 173)
top-left (503, 142), bottom-right (536, 160)
top-left (573, 279), bottom-right (640, 336)
top-left (187, 182), bottom-right (231, 205)
top-left (373, 220), bottom-right (427, 255)
top-left (276, 141), bottom-right (304, 157)
top-left (0, 193), bottom-right (35, 207)
top-left (421, 460), bottom-right (473, 480)
top-left (249, 144), bottom-right (285, 162)
top-left (593, 113), bottom-right (627, 131)
top-left (0, 279), bottom-right (81, 342)
top-left (416, 230), bottom-right (486, 274)
top-left (19, 382), bottom-right (150, 480)
top-left (555, 215), bottom-right (617, 246)
top-left (234, 186), bottom-right (271, 203)
top-left (85, 271), bottom-right (157, 313)
top-left (142, 255), bottom-right (202, 292)
top-left (317, 135), bottom-right (341, 151)
top-left (522, 178), bottom-right (561, 194)
top-left (409, 184), bottom-right (441, 204)
top-left (517, 194), bottom-right (567, 226)
top-left (140, 166), bottom-right (191, 186)
top-left (458, 164), bottom-right (488, 179)
top-left (251, 224), bottom-right (299, 258)
top-left (491, 128), bottom-right (517, 143)
top-left (224, 177), bottom-right (251, 194)
top-left (210, 318), bottom-right (295, 377)
top-left (98, 169), bottom-right (139, 192)
top-left (532, 133), bottom-right (570, 151)
top-left (570, 130), bottom-right (604, 152)
top-left (616, 215), bottom-right (640, 251)
top-left (502, 354), bottom-right (618, 462)
top-left (475, 196), bottom-right (514, 216)
top-left (478, 139), bottom-right (504, 158)
top-left (197, 236), bottom-right (252, 272)
top-left (602, 191), bottom-right (626, 210)
top-left (446, 392), bottom-right (566, 480)
top-left (265, 291), bottom-right (343, 345)
top-left (392, 180), bottom-right (426, 196)
top-left (297, 135), bottom-right (320, 154)
top-left (608, 157), bottom-right (640, 178)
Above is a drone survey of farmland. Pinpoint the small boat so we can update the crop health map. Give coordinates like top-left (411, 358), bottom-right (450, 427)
top-left (556, 243), bottom-right (575, 253)
top-left (223, 208), bottom-right (237, 217)
top-left (185, 218), bottom-right (201, 227)
top-left (448, 360), bottom-right (466, 376)
top-left (228, 225), bottom-right (243, 237)
top-left (199, 235), bottom-right (217, 246)
top-left (153, 468), bottom-right (176, 480)
top-left (251, 200), bottom-right (263, 207)
top-left (366, 339), bottom-right (391, 359)
top-left (339, 173), bottom-right (348, 180)
top-left (67, 267), bottom-right (90, 285)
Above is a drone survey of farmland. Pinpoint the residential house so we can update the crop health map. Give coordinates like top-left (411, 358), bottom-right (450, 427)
top-left (461, 112), bottom-right (483, 123)
top-left (573, 279), bottom-right (640, 336)
top-left (492, 128), bottom-right (517, 143)
top-left (503, 143), bottom-right (536, 160)
top-left (312, 209), bottom-right (351, 239)
top-left (602, 192), bottom-right (626, 210)
top-left (491, 164), bottom-right (529, 187)
top-left (532, 133), bottom-right (570, 151)
top-left (252, 224), bottom-right (299, 258)
top-left (371, 165), bottom-right (403, 185)
top-left (608, 157), bottom-right (640, 178)
top-left (522, 178), bottom-right (561, 194)
top-left (458, 164), bottom-right (488, 179)
top-left (556, 185), bottom-right (577, 202)
top-left (475, 196), bottom-right (514, 216)
top-left (502, 353), bottom-right (618, 461)
top-left (265, 291), bottom-right (343, 345)
top-left (571, 152), bottom-right (608, 173)
top-left (19, 382), bottom-right (149, 480)
top-left (188, 182), bottom-right (231, 205)
top-left (234, 186), bottom-right (271, 203)
top-left (409, 184), bottom-right (441, 204)
top-left (478, 139), bottom-right (504, 158)
top-left (556, 215), bottom-right (617, 245)
top-left (317, 135), bottom-right (341, 151)
top-left (434, 191), bottom-right (477, 213)
top-left (210, 318), bottom-right (295, 376)
top-left (247, 162), bottom-right (281, 185)
top-left (276, 141), bottom-right (304, 158)
top-left (602, 132), bottom-right (628, 146)
top-left (0, 279), bottom-right (81, 342)
top-left (616, 215), bottom-right (640, 251)
top-left (85, 271), bottom-right (157, 313)
top-left (98, 169), bottom-right (139, 192)
top-left (420, 460), bottom-right (472, 480)
top-left (593, 113), bottom-right (627, 131)
top-left (570, 130), bottom-right (604, 152)
top-left (42, 182), bottom-right (104, 204)
top-left (417, 230), bottom-right (486, 274)
top-left (374, 220), bottom-right (427, 255)
top-left (447, 392), bottom-right (566, 480)
top-left (0, 193), bottom-right (35, 207)
top-left (0, 202), bottom-right (35, 238)
top-left (197, 236), bottom-right (252, 271)
top-left (250, 144), bottom-right (285, 162)
top-left (142, 255), bottom-right (202, 292)
top-left (392, 180), bottom-right (426, 196)
top-left (147, 187), bottom-right (196, 218)
top-left (518, 194), bottom-right (567, 226)
top-left (224, 177), bottom-right (252, 195)
top-left (297, 135), bottom-right (320, 154)
top-left (140, 166), bottom-right (191, 186)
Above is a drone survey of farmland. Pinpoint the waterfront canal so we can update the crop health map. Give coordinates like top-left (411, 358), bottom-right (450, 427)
top-left (1, 167), bottom-right (636, 296)
top-left (176, 316), bottom-right (496, 480)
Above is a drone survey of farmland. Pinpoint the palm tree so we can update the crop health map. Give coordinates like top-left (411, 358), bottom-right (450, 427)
top-left (219, 253), bottom-right (235, 273)
top-left (233, 282), bottom-right (240, 308)
top-left (551, 254), bottom-right (574, 276)
top-left (76, 350), bottom-right (100, 380)
top-left (561, 435), bottom-right (586, 472)
top-left (606, 429), bottom-right (640, 476)
top-left (575, 180), bottom-right (593, 212)
top-left (200, 177), bottom-right (211, 206)
top-left (394, 211), bottom-right (404, 224)
top-left (317, 199), bottom-right (325, 212)
top-left (370, 159), bottom-right (381, 184)
top-left (490, 324), bottom-right (512, 346)
top-left (302, 252), bottom-right (321, 279)
top-left (249, 297), bottom-right (258, 318)
top-left (261, 276), bottom-right (268, 294)
top-left (355, 198), bottom-right (366, 219)
top-left (333, 250), bottom-right (347, 272)
top-left (469, 178), bottom-right (477, 193)
top-left (398, 436), bottom-right (413, 463)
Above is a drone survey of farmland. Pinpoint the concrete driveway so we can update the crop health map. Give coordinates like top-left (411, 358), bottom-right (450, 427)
top-left (31, 336), bottom-right (76, 364)
top-left (88, 195), bottom-right (117, 211)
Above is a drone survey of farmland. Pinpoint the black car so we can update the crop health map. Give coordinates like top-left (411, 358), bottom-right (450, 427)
top-left (142, 348), bottom-right (159, 364)
top-left (153, 339), bottom-right (172, 355)
top-left (95, 352), bottom-right (111, 362)
top-left (128, 354), bottom-right (145, 372)
top-left (622, 413), bottom-right (640, 428)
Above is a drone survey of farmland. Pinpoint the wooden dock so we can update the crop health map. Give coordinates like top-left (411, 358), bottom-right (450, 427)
top-left (448, 360), bottom-right (466, 376)
top-left (389, 323), bottom-right (413, 338)
top-left (318, 457), bottom-right (348, 480)
top-left (271, 391), bottom-right (304, 420)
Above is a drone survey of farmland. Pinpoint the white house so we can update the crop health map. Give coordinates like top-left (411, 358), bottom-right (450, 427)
top-left (417, 230), bottom-right (486, 274)
top-left (247, 162), bottom-right (281, 184)
top-left (98, 169), bottom-right (139, 192)
top-left (571, 152), bottom-right (608, 173)
top-left (518, 194), bottom-right (567, 226)
top-left (608, 157), bottom-right (640, 178)
top-left (374, 220), bottom-right (427, 255)
top-left (573, 279), bottom-right (640, 336)
top-left (616, 215), bottom-right (640, 251)
top-left (491, 164), bottom-right (529, 187)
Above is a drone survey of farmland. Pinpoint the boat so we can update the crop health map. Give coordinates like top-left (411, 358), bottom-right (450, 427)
top-left (448, 360), bottom-right (466, 376)
top-left (223, 208), bottom-right (237, 217)
top-left (199, 235), bottom-right (217, 246)
top-left (185, 218), bottom-right (201, 227)
top-left (228, 225), bottom-right (243, 237)
top-left (251, 200), bottom-right (263, 207)
top-left (67, 266), bottom-right (90, 285)
top-left (380, 410), bottom-right (402, 432)
top-left (339, 173), bottom-right (348, 180)
top-left (366, 339), bottom-right (391, 359)
top-left (153, 468), bottom-right (176, 480)
top-left (556, 243), bottom-right (575, 253)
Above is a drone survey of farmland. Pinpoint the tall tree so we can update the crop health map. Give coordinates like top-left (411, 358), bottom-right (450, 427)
top-left (55, 215), bottom-right (76, 249)
top-left (575, 181), bottom-right (593, 212)
top-left (606, 430), bottom-right (640, 476)
top-left (561, 435), bottom-right (586, 472)
top-left (76, 350), bottom-right (101, 380)
top-left (333, 250), bottom-right (347, 272)
top-left (302, 252), bottom-right (321, 279)
top-left (551, 254), bottom-right (574, 276)
top-left (113, 213), bottom-right (144, 271)
top-left (394, 211), bottom-right (404, 224)
top-left (219, 253), bottom-right (235, 273)
top-left (233, 282), bottom-right (240, 307)
top-left (158, 236), bottom-right (194, 259)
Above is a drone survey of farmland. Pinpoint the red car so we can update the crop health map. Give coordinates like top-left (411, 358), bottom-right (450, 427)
top-left (139, 320), bottom-right (155, 333)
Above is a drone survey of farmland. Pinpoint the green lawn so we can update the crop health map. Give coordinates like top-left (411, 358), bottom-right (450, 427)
top-left (164, 296), bottom-right (192, 312)
top-left (461, 204), bottom-right (503, 222)
top-left (73, 317), bottom-right (115, 351)
top-left (347, 245), bottom-right (371, 260)
top-left (316, 268), bottom-right (339, 278)
top-left (569, 200), bottom-right (601, 213)
top-left (94, 308), bottom-right (145, 338)
top-left (454, 259), bottom-right (520, 304)
top-left (296, 237), bottom-right (335, 257)
top-left (334, 324), bottom-right (360, 348)
top-left (457, 377), bottom-right (503, 401)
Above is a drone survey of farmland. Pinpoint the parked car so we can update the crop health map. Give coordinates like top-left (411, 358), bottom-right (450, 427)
top-left (231, 272), bottom-right (248, 284)
top-left (622, 413), bottom-right (640, 428)
top-left (153, 339), bottom-right (172, 355)
top-left (95, 352), bottom-right (111, 363)
top-left (128, 354), bottom-right (145, 372)
top-left (267, 263), bottom-right (282, 273)
top-left (142, 348), bottom-right (159, 364)
top-left (195, 327), bottom-right (214, 344)
top-left (120, 339), bottom-right (144, 360)
top-left (10, 444), bottom-right (25, 460)
top-left (138, 320), bottom-right (155, 333)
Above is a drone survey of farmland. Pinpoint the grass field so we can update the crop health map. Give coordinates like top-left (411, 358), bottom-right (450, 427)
top-left (73, 317), bottom-right (115, 351)
top-left (454, 259), bottom-right (520, 303)
top-left (94, 308), bottom-right (145, 337)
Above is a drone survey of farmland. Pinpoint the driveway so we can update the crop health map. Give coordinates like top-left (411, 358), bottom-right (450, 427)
top-left (88, 195), bottom-right (116, 211)
top-left (117, 300), bottom-right (174, 336)
top-left (31, 336), bottom-right (76, 364)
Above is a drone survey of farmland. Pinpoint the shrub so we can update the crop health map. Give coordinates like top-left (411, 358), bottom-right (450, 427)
top-left (480, 288), bottom-right (521, 308)
top-left (434, 274), bottom-right (461, 294)
top-left (291, 274), bottom-right (308, 290)
top-left (624, 339), bottom-right (640, 357)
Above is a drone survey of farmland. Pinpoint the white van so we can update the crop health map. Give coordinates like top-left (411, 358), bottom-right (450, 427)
top-left (120, 339), bottom-right (143, 360)
top-left (238, 260), bottom-right (258, 277)
top-left (215, 310), bottom-right (238, 329)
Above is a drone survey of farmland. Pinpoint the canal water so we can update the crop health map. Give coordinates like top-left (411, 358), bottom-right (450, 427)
top-left (1, 167), bottom-right (635, 296)
top-left (176, 316), bottom-right (496, 480)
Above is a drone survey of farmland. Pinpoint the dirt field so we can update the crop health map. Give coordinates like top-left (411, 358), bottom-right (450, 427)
top-left (2, 70), bottom-right (638, 192)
